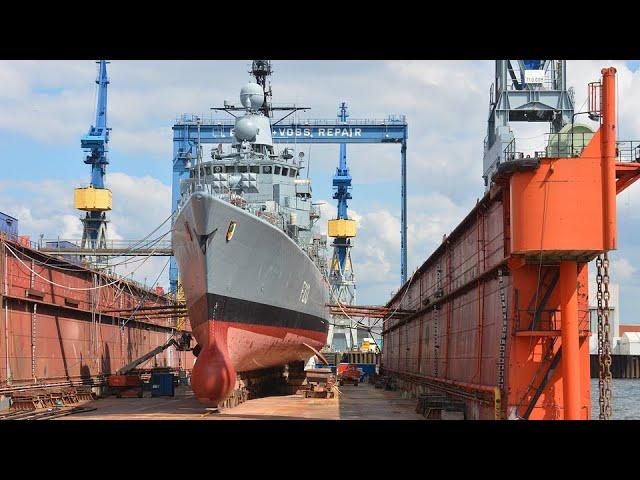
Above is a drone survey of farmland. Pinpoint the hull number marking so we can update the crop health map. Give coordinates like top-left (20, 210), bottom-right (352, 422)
top-left (300, 281), bottom-right (310, 304)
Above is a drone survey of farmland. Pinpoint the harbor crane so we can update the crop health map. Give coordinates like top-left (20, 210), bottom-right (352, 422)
top-left (326, 102), bottom-right (359, 350)
top-left (74, 60), bottom-right (112, 266)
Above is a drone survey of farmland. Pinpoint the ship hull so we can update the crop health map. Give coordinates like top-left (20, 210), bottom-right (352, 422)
top-left (172, 191), bottom-right (329, 403)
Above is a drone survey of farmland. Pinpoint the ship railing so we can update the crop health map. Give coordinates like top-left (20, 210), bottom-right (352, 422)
top-left (309, 205), bottom-right (321, 219)
top-left (175, 114), bottom-right (407, 126)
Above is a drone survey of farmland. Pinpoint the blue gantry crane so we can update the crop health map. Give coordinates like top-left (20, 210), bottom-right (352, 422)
top-left (75, 60), bottom-right (113, 263)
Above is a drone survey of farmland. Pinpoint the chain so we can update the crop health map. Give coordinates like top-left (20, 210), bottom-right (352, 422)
top-left (497, 269), bottom-right (508, 392)
top-left (433, 265), bottom-right (442, 377)
top-left (596, 254), bottom-right (613, 420)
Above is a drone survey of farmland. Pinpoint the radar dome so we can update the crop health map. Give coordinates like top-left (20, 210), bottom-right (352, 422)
top-left (234, 115), bottom-right (259, 142)
top-left (240, 83), bottom-right (264, 110)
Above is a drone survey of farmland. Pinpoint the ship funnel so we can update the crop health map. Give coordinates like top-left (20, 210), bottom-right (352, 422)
top-left (240, 82), bottom-right (264, 110)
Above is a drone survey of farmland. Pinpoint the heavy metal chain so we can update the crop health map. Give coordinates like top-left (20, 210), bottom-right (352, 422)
top-left (596, 254), bottom-right (613, 420)
top-left (497, 269), bottom-right (508, 392)
top-left (433, 265), bottom-right (442, 377)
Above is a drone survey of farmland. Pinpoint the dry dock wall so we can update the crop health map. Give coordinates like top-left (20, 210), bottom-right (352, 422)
top-left (382, 188), bottom-right (591, 420)
top-left (0, 237), bottom-right (194, 390)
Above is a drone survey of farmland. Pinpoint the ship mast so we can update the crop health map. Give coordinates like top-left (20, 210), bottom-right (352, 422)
top-left (250, 60), bottom-right (272, 117)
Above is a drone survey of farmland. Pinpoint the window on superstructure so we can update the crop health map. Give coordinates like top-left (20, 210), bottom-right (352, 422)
top-left (289, 169), bottom-right (296, 177)
top-left (263, 166), bottom-right (272, 174)
top-left (250, 165), bottom-right (260, 174)
top-left (213, 165), bottom-right (223, 173)
top-left (274, 166), bottom-right (281, 175)
top-left (282, 167), bottom-right (289, 176)
top-left (225, 166), bottom-right (235, 174)
top-left (238, 165), bottom-right (248, 173)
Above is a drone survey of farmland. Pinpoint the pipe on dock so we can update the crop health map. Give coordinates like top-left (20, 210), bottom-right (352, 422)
top-left (560, 260), bottom-right (580, 420)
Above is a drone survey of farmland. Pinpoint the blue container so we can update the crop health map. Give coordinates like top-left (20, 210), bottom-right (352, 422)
top-left (151, 372), bottom-right (175, 397)
top-left (355, 364), bottom-right (377, 380)
top-left (0, 212), bottom-right (18, 238)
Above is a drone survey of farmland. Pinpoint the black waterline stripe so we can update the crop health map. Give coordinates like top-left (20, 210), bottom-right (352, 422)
top-left (206, 293), bottom-right (329, 334)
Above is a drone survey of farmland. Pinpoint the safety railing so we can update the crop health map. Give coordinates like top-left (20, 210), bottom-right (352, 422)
top-left (503, 136), bottom-right (640, 163)
top-left (175, 114), bottom-right (407, 126)
top-left (39, 238), bottom-right (173, 252)
top-left (616, 141), bottom-right (640, 163)
top-left (0, 231), bottom-right (39, 250)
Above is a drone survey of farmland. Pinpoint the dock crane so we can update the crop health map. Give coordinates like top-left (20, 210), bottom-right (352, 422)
top-left (74, 60), bottom-right (112, 266)
top-left (327, 102), bottom-right (358, 350)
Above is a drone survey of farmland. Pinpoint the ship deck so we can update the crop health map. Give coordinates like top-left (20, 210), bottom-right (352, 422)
top-left (58, 383), bottom-right (424, 420)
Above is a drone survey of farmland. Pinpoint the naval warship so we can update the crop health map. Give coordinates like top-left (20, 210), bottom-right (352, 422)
top-left (172, 61), bottom-right (330, 404)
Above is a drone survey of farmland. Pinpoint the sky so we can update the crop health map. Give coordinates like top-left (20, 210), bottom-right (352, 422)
top-left (1, 60), bottom-right (640, 324)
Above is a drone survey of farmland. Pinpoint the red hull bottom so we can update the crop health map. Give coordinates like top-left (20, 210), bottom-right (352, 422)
top-left (191, 319), bottom-right (326, 404)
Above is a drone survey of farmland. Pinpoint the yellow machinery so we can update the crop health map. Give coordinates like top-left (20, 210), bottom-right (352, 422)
top-left (74, 186), bottom-right (112, 212)
top-left (327, 219), bottom-right (356, 238)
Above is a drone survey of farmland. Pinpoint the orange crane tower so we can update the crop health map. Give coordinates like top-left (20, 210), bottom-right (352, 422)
top-left (382, 66), bottom-right (640, 420)
top-left (504, 67), bottom-right (639, 419)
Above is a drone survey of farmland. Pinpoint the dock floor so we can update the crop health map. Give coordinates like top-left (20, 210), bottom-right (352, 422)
top-left (60, 383), bottom-right (424, 420)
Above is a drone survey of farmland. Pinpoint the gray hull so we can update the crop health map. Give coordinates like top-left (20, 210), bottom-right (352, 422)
top-left (172, 191), bottom-right (330, 373)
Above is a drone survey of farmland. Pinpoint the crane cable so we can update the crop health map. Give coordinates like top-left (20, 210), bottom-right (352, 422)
top-left (3, 239), bottom-right (162, 291)
top-left (326, 267), bottom-right (417, 354)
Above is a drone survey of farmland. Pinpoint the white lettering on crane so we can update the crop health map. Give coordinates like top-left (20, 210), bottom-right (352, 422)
top-left (269, 126), bottom-right (363, 138)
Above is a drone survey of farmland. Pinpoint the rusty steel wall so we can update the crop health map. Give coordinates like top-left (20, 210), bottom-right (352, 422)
top-left (0, 239), bottom-right (193, 388)
top-left (382, 186), bottom-right (594, 420)
top-left (383, 194), bottom-right (507, 419)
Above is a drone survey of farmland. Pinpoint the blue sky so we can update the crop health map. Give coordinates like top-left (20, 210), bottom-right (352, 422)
top-left (1, 60), bottom-right (640, 324)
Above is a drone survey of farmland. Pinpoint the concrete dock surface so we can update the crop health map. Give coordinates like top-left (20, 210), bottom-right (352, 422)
top-left (60, 383), bottom-right (424, 420)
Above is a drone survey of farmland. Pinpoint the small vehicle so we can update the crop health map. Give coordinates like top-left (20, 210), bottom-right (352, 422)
top-left (337, 365), bottom-right (363, 386)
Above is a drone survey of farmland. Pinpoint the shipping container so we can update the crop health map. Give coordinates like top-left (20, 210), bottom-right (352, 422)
top-left (151, 372), bottom-right (175, 397)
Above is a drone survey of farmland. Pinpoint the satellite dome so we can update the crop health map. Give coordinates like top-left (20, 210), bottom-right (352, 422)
top-left (234, 115), bottom-right (259, 142)
top-left (240, 83), bottom-right (264, 110)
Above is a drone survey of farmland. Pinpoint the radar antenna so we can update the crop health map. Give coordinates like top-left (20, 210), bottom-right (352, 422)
top-left (250, 60), bottom-right (272, 116)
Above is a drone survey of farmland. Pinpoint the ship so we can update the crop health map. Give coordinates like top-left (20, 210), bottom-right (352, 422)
top-left (172, 61), bottom-right (331, 404)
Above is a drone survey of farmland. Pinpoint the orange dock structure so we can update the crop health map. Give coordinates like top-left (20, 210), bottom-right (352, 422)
top-left (382, 67), bottom-right (640, 419)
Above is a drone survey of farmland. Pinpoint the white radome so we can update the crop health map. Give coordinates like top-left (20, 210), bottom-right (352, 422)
top-left (240, 83), bottom-right (264, 110)
top-left (234, 115), bottom-right (259, 141)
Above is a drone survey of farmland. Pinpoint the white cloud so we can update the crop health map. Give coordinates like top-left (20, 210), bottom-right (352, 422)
top-left (612, 257), bottom-right (637, 281)
top-left (0, 172), bottom-right (172, 288)
top-left (4, 59), bottom-right (640, 314)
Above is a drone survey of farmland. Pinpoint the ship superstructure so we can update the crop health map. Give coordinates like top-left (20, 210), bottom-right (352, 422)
top-left (172, 62), bottom-right (330, 404)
